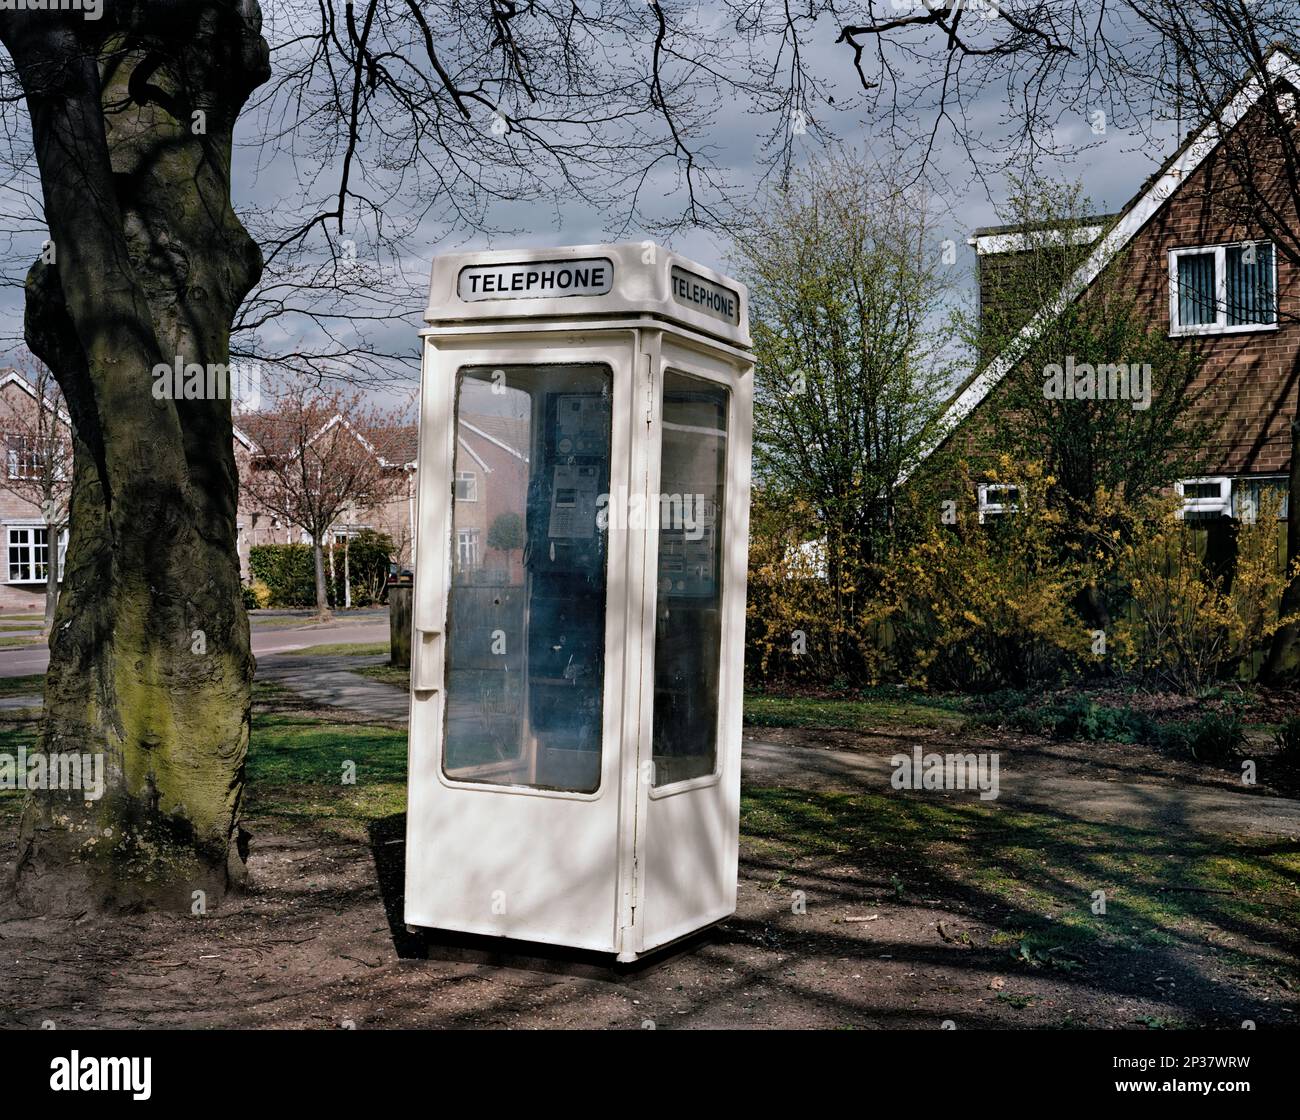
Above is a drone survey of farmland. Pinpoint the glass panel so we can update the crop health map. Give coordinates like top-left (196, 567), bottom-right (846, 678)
top-left (1177, 251), bottom-right (1217, 326)
top-left (32, 528), bottom-right (48, 582)
top-left (1226, 243), bottom-right (1276, 325)
top-left (8, 529), bottom-right (27, 582)
top-left (651, 371), bottom-right (728, 786)
top-left (1233, 477), bottom-right (1289, 521)
top-left (442, 364), bottom-right (612, 793)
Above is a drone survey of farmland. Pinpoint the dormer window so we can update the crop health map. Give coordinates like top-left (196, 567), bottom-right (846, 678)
top-left (1169, 242), bottom-right (1277, 335)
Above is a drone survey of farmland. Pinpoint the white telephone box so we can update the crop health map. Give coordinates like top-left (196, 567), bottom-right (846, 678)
top-left (404, 243), bottom-right (753, 960)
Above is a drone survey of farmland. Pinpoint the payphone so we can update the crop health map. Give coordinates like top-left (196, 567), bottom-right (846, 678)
top-left (405, 244), bottom-right (753, 960)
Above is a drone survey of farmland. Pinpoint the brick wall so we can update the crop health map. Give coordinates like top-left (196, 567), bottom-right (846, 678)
top-left (954, 102), bottom-right (1300, 483)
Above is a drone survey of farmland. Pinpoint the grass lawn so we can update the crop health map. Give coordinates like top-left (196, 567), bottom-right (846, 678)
top-left (355, 662), bottom-right (409, 689)
top-left (0, 635), bottom-right (41, 648)
top-left (247, 614), bottom-right (328, 628)
top-left (286, 641), bottom-right (389, 657)
top-left (236, 680), bottom-right (406, 838)
top-left (744, 689), bottom-right (968, 731)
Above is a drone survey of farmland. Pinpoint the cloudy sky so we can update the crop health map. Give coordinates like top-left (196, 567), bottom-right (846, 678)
top-left (0, 4), bottom-right (1189, 415)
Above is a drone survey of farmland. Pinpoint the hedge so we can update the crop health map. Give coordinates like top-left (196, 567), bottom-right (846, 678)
top-left (248, 529), bottom-right (394, 608)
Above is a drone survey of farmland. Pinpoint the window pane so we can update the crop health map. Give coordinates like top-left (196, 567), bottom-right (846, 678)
top-left (652, 372), bottom-right (728, 786)
top-left (443, 364), bottom-right (611, 793)
top-left (32, 528), bottom-right (48, 582)
top-left (1177, 252), bottom-right (1217, 326)
top-left (1226, 243), bottom-right (1276, 325)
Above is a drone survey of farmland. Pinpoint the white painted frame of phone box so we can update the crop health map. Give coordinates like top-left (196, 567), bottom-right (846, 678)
top-left (404, 243), bottom-right (753, 960)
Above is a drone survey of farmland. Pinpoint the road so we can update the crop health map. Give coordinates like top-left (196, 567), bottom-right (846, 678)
top-left (0, 612), bottom-right (391, 678)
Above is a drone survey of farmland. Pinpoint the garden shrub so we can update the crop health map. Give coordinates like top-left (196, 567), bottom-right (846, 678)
top-left (241, 581), bottom-right (271, 610)
top-left (1154, 711), bottom-right (1244, 764)
top-left (1049, 695), bottom-right (1152, 743)
top-left (1273, 716), bottom-right (1300, 768)
top-left (249, 531), bottom-right (394, 608)
top-left (879, 460), bottom-right (1094, 691)
top-left (1111, 491), bottom-right (1299, 691)
top-left (745, 495), bottom-right (884, 686)
top-left (249, 543), bottom-right (317, 607)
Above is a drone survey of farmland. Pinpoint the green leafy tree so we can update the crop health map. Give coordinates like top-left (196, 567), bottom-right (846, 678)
top-left (487, 512), bottom-right (524, 556)
top-left (732, 152), bottom-right (963, 676)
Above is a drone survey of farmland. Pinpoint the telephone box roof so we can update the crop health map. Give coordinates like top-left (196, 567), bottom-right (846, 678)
top-left (425, 242), bottom-right (750, 349)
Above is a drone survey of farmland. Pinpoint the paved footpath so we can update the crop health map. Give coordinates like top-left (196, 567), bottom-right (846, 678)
top-left (0, 613), bottom-right (391, 678)
top-left (257, 654), bottom-right (409, 721)
top-left (253, 656), bottom-right (1300, 841)
top-left (6, 632), bottom-right (1298, 840)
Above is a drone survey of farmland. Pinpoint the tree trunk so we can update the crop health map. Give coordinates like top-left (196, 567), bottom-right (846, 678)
top-left (4, 3), bottom-right (270, 914)
top-left (1261, 417), bottom-right (1300, 682)
top-left (42, 522), bottom-right (59, 633)
top-left (312, 537), bottom-right (332, 622)
top-left (344, 533), bottom-right (352, 610)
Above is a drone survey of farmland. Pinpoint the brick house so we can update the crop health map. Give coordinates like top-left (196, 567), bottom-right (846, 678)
top-left (0, 369), bottom-right (69, 612)
top-left (235, 419), bottom-right (419, 582)
top-left (448, 411), bottom-right (529, 584)
top-left (931, 46), bottom-right (1300, 524)
top-left (0, 370), bottom-right (420, 609)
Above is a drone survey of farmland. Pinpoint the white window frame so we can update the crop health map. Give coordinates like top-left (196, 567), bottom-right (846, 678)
top-left (5, 433), bottom-right (40, 480)
top-left (456, 528), bottom-right (479, 569)
top-left (454, 470), bottom-right (478, 502)
top-left (1168, 241), bottom-right (1279, 337)
top-left (331, 523), bottom-right (370, 542)
top-left (977, 483), bottom-right (1020, 524)
top-left (1175, 476), bottom-right (1232, 519)
top-left (5, 523), bottom-right (68, 584)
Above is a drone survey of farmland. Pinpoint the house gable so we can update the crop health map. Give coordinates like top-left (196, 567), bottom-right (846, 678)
top-left (917, 47), bottom-right (1300, 479)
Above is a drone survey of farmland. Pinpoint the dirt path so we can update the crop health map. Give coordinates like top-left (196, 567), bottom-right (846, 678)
top-left (1, 807), bottom-right (1292, 1030)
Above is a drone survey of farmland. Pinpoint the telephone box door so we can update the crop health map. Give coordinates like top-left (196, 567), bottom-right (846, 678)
top-left (630, 338), bottom-right (753, 953)
top-left (405, 336), bottom-right (635, 952)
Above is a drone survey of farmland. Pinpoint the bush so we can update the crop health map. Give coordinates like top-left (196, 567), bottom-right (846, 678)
top-left (249, 543), bottom-right (319, 607)
top-left (1155, 711), bottom-right (1244, 764)
top-left (968, 692), bottom-right (1153, 742)
top-left (880, 460), bottom-right (1093, 691)
top-left (339, 529), bottom-right (394, 606)
top-left (241, 582), bottom-right (270, 610)
top-left (1112, 491), bottom-right (1299, 691)
top-left (745, 495), bottom-right (884, 686)
top-left (1049, 695), bottom-right (1152, 744)
top-left (249, 531), bottom-right (394, 608)
top-left (1273, 716), bottom-right (1300, 769)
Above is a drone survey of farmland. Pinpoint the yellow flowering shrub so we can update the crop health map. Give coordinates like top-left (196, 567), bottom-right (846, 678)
top-left (877, 459), bottom-right (1095, 690)
top-left (746, 494), bottom-right (884, 685)
top-left (1111, 490), bottom-right (1299, 691)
